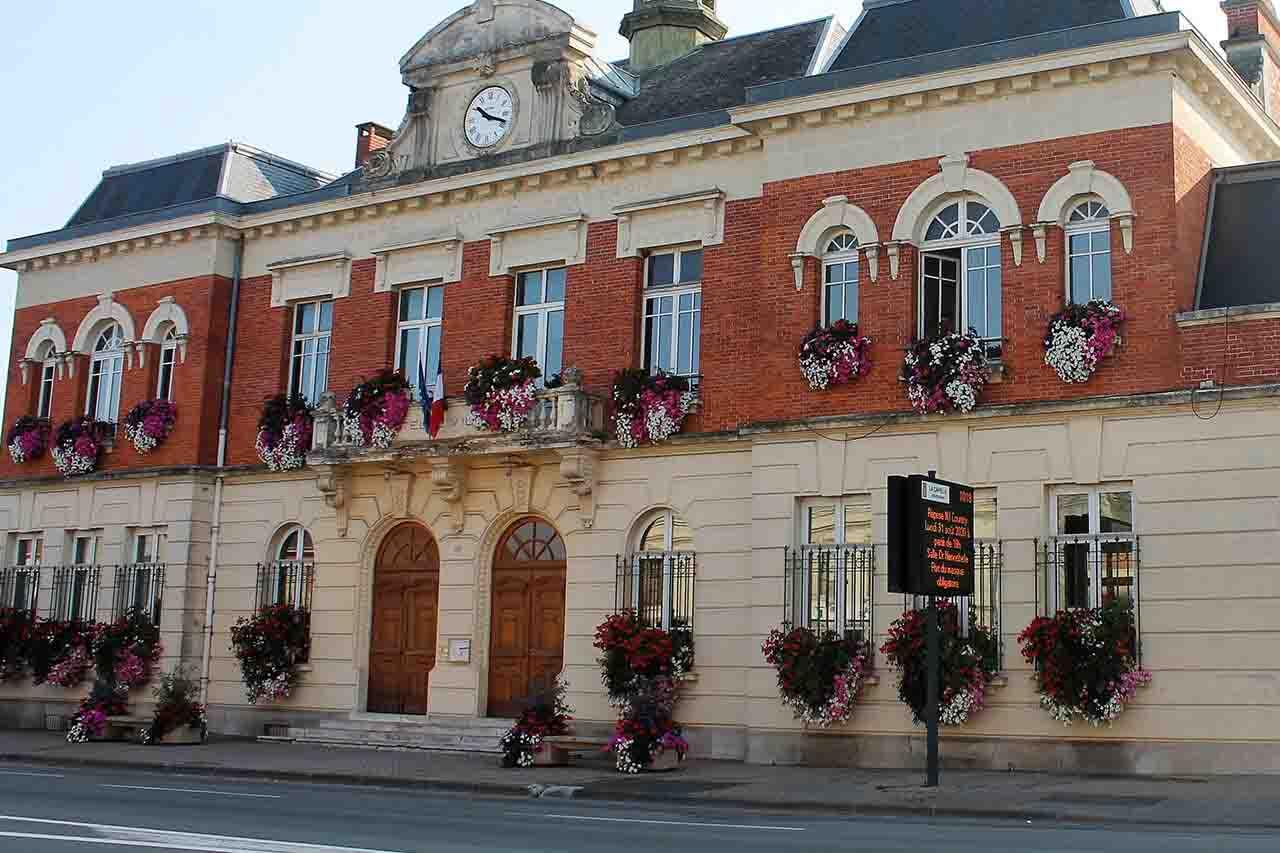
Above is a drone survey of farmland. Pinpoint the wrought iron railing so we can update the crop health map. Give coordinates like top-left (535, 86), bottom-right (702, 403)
top-left (0, 566), bottom-right (40, 614)
top-left (113, 564), bottom-right (166, 624)
top-left (50, 565), bottom-right (101, 622)
top-left (1036, 535), bottom-right (1141, 662)
top-left (903, 539), bottom-right (1003, 670)
top-left (784, 545), bottom-right (875, 648)
top-left (615, 552), bottom-right (696, 631)
top-left (256, 561), bottom-right (315, 611)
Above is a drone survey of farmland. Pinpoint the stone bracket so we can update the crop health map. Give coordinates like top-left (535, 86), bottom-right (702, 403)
top-left (385, 469), bottom-right (416, 521)
top-left (558, 446), bottom-right (599, 529)
top-left (316, 465), bottom-right (351, 538)
top-left (430, 457), bottom-right (467, 532)
top-left (1003, 226), bottom-right (1025, 267)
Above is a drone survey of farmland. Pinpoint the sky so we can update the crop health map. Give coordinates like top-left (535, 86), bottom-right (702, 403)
top-left (0, 0), bottom-right (1230, 412)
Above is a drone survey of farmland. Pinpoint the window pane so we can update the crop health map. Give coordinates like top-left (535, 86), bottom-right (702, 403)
top-left (640, 516), bottom-right (667, 552)
top-left (648, 253), bottom-right (675, 288)
top-left (924, 276), bottom-right (941, 339)
top-left (974, 497), bottom-right (998, 539)
top-left (318, 301), bottom-right (333, 332)
top-left (677, 302), bottom-right (693, 376)
top-left (545, 268), bottom-right (566, 302)
top-left (517, 313), bottom-right (540, 361)
top-left (1070, 255), bottom-right (1092, 305)
top-left (985, 247), bottom-right (1001, 339)
top-left (844, 264), bottom-right (859, 322)
top-left (1100, 492), bottom-right (1133, 533)
top-left (425, 325), bottom-right (442, 381)
top-left (315, 348), bottom-right (329, 399)
top-left (1057, 494), bottom-right (1090, 535)
top-left (1069, 233), bottom-right (1091, 255)
top-left (1091, 230), bottom-right (1110, 253)
top-left (398, 327), bottom-right (421, 377)
top-left (296, 303), bottom-right (315, 335)
top-left (426, 285), bottom-right (444, 319)
top-left (843, 498), bottom-right (872, 545)
top-left (517, 271), bottom-right (543, 307)
top-left (670, 515), bottom-right (693, 551)
top-left (825, 263), bottom-right (841, 285)
top-left (679, 249), bottom-right (703, 284)
top-left (545, 310), bottom-right (564, 378)
top-left (1091, 252), bottom-right (1112, 301)
top-left (806, 505), bottom-right (837, 546)
top-left (691, 294), bottom-right (701, 375)
top-left (941, 275), bottom-right (958, 335)
top-left (400, 288), bottom-right (425, 322)
top-left (825, 283), bottom-right (842, 323)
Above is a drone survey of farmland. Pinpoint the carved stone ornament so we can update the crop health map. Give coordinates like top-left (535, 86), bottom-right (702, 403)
top-left (364, 150), bottom-right (394, 180)
top-left (558, 446), bottom-right (599, 529)
top-left (472, 52), bottom-right (497, 78)
top-left (430, 457), bottom-right (467, 532)
top-left (315, 465), bottom-right (350, 538)
top-left (385, 470), bottom-right (415, 520)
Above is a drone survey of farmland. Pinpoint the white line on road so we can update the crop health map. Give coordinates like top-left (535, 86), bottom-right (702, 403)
top-left (525, 812), bottom-right (806, 832)
top-left (102, 783), bottom-right (282, 799)
top-left (0, 770), bottom-right (65, 778)
top-left (0, 815), bottom-right (409, 853)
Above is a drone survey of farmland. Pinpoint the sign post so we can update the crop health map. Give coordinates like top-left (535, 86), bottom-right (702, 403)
top-left (888, 471), bottom-right (976, 788)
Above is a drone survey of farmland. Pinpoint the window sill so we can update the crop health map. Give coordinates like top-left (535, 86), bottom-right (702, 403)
top-left (896, 362), bottom-right (1005, 385)
top-left (296, 664), bottom-right (314, 673)
top-left (678, 671), bottom-right (699, 684)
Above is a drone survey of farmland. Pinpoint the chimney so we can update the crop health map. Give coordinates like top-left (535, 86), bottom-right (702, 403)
top-left (620, 0), bottom-right (728, 74)
top-left (355, 122), bottom-right (394, 170)
top-left (1221, 1), bottom-right (1280, 124)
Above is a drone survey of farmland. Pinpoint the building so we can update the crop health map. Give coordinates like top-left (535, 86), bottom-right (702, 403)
top-left (2, 0), bottom-right (1280, 773)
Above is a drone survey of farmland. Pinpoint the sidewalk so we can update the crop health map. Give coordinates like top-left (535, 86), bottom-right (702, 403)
top-left (1, 729), bottom-right (1277, 829)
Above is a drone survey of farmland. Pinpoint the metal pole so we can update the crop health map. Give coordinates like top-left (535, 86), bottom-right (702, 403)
top-left (925, 594), bottom-right (940, 787)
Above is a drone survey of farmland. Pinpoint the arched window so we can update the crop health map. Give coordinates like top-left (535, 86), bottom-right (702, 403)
top-left (920, 195), bottom-right (1003, 357)
top-left (156, 327), bottom-right (178, 401)
top-left (822, 232), bottom-right (859, 324)
top-left (86, 323), bottom-right (125, 424)
top-left (501, 518), bottom-right (566, 562)
top-left (1066, 198), bottom-right (1112, 304)
top-left (261, 524), bottom-right (315, 610)
top-left (623, 509), bottom-right (695, 631)
top-left (35, 341), bottom-right (57, 419)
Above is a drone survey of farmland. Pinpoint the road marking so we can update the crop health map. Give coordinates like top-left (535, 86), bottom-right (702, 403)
top-left (0, 815), bottom-right (408, 853)
top-left (102, 783), bottom-right (282, 799)
top-left (528, 812), bottom-right (806, 832)
top-left (0, 770), bottom-right (65, 778)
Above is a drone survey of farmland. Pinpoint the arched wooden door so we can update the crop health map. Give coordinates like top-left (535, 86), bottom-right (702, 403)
top-left (368, 524), bottom-right (439, 715)
top-left (487, 518), bottom-right (567, 718)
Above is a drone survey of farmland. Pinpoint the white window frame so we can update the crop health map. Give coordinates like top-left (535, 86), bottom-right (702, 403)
top-left (64, 531), bottom-right (101, 623)
top-left (1048, 485), bottom-right (1136, 612)
top-left (156, 327), bottom-right (178, 401)
top-left (512, 267), bottom-right (566, 383)
top-left (7, 534), bottom-right (43, 612)
top-left (131, 529), bottom-right (167, 565)
top-left (794, 497), bottom-right (873, 634)
top-left (289, 300), bottom-right (333, 406)
top-left (86, 323), bottom-right (125, 423)
top-left (36, 343), bottom-right (56, 420)
top-left (70, 532), bottom-right (99, 567)
top-left (271, 524), bottom-right (314, 609)
top-left (822, 232), bottom-right (860, 325)
top-left (642, 245), bottom-right (703, 381)
top-left (918, 196), bottom-right (1003, 355)
top-left (394, 284), bottom-right (444, 394)
top-left (1064, 198), bottom-right (1113, 304)
top-left (632, 508), bottom-right (693, 631)
top-left (13, 534), bottom-right (43, 567)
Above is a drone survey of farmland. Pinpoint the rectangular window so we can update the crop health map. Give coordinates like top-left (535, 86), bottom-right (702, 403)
top-left (921, 253), bottom-right (960, 340)
top-left (113, 529), bottom-right (166, 623)
top-left (513, 268), bottom-right (565, 382)
top-left (157, 344), bottom-right (177, 401)
top-left (37, 362), bottom-right (55, 419)
top-left (824, 257), bottom-right (859, 324)
top-left (290, 300), bottom-right (333, 406)
top-left (786, 497), bottom-right (874, 639)
top-left (14, 535), bottom-right (43, 567)
top-left (1048, 487), bottom-right (1136, 611)
top-left (921, 247), bottom-right (1003, 358)
top-left (1068, 229), bottom-right (1112, 304)
top-left (87, 354), bottom-right (124, 423)
top-left (644, 247), bottom-right (702, 380)
top-left (396, 285), bottom-right (444, 390)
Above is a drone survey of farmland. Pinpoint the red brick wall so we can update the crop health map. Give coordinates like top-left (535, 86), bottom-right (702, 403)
top-left (225, 274), bottom-right (291, 467)
top-left (328, 258), bottom-right (396, 394)
top-left (0, 276), bottom-right (232, 479)
top-left (1174, 127), bottom-right (1215, 315)
top-left (1181, 316), bottom-right (1280, 385)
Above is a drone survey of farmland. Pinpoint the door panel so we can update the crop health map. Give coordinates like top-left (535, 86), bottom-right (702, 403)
top-left (368, 525), bottom-right (439, 715)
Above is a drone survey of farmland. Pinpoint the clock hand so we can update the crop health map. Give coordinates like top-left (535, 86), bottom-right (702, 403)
top-left (476, 107), bottom-right (508, 125)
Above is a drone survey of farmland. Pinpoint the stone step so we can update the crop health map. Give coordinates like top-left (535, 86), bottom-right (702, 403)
top-left (312, 718), bottom-right (513, 736)
top-left (283, 727), bottom-right (503, 754)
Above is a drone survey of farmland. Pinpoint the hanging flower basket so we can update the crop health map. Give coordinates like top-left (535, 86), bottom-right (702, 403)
top-left (93, 610), bottom-right (162, 692)
top-left (230, 604), bottom-right (311, 704)
top-left (52, 417), bottom-right (111, 477)
top-left (1044, 300), bottom-right (1124, 384)
top-left (255, 394), bottom-right (314, 472)
top-left (6, 416), bottom-right (51, 465)
top-left (903, 330), bottom-right (989, 415)
top-left (499, 678), bottom-right (573, 768)
top-left (28, 620), bottom-right (94, 686)
top-left (798, 320), bottom-right (873, 391)
top-left (1018, 600), bottom-right (1151, 727)
top-left (611, 369), bottom-right (698, 449)
top-left (463, 355), bottom-right (541, 433)
top-left (881, 602), bottom-right (1000, 727)
top-left (123, 399), bottom-right (178, 455)
top-left (761, 626), bottom-right (871, 728)
top-left (341, 369), bottom-right (412, 449)
top-left (608, 675), bottom-right (689, 774)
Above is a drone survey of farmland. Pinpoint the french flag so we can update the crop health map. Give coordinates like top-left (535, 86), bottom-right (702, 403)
top-left (417, 341), bottom-right (445, 439)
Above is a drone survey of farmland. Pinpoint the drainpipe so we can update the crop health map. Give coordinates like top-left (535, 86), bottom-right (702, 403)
top-left (199, 234), bottom-right (244, 707)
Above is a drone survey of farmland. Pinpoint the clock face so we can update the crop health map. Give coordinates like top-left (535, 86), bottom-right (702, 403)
top-left (464, 86), bottom-right (514, 149)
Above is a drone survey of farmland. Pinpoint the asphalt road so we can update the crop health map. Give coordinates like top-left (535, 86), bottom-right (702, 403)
top-left (0, 762), bottom-right (1275, 852)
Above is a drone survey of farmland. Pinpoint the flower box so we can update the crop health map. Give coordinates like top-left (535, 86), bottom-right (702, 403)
top-left (646, 749), bottom-right (683, 772)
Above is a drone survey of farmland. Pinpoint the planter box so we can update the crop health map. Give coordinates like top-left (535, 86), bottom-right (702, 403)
top-left (152, 726), bottom-right (204, 745)
top-left (646, 750), bottom-right (684, 772)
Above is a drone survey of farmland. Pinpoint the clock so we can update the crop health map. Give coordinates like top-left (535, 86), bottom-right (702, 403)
top-left (464, 86), bottom-right (514, 149)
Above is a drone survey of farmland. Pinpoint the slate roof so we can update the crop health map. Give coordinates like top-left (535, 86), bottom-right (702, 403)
top-left (829, 0), bottom-right (1145, 72)
top-left (1197, 162), bottom-right (1280, 310)
top-left (67, 144), bottom-right (334, 228)
top-left (615, 18), bottom-right (832, 127)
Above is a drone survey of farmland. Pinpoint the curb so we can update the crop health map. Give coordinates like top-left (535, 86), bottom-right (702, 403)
top-left (3, 751), bottom-right (1276, 832)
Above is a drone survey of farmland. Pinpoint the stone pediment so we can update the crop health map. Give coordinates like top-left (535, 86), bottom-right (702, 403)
top-left (400, 0), bottom-right (587, 79)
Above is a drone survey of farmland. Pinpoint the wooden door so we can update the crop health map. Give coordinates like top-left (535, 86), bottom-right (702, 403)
top-left (368, 524), bottom-right (439, 715)
top-left (487, 519), bottom-right (567, 718)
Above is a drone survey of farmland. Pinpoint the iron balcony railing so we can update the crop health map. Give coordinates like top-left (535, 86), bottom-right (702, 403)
top-left (50, 565), bottom-right (101, 623)
top-left (1036, 535), bottom-right (1141, 661)
top-left (0, 566), bottom-right (40, 614)
top-left (615, 551), bottom-right (696, 631)
top-left (256, 561), bottom-right (316, 612)
top-left (113, 563), bottom-right (166, 625)
top-left (784, 545), bottom-right (875, 652)
top-left (902, 539), bottom-right (1004, 670)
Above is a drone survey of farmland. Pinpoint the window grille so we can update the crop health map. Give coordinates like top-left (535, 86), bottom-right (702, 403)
top-left (113, 564), bottom-right (166, 624)
top-left (615, 552), bottom-right (695, 631)
top-left (1036, 535), bottom-right (1141, 662)
top-left (902, 539), bottom-right (1003, 670)
top-left (256, 561), bottom-right (315, 612)
top-left (50, 565), bottom-right (100, 622)
top-left (784, 544), bottom-right (875, 646)
top-left (0, 566), bottom-right (40, 614)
